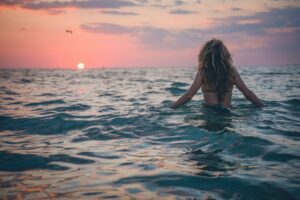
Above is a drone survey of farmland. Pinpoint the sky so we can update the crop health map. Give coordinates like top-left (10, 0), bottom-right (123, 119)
top-left (0, 0), bottom-right (300, 69)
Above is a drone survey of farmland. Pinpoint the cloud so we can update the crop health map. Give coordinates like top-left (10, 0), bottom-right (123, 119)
top-left (81, 23), bottom-right (133, 34)
top-left (211, 7), bottom-right (300, 35)
top-left (0, 0), bottom-right (191, 11)
top-left (80, 22), bottom-right (205, 48)
top-left (101, 10), bottom-right (139, 16)
top-left (81, 23), bottom-right (172, 47)
top-left (174, 0), bottom-right (186, 6)
top-left (0, 0), bottom-right (22, 6)
top-left (80, 7), bottom-right (300, 52)
top-left (169, 9), bottom-right (197, 15)
top-left (209, 6), bottom-right (300, 54)
top-left (134, 0), bottom-right (149, 3)
top-left (6, 0), bottom-right (138, 10)
top-left (47, 9), bottom-right (66, 15)
top-left (0, 0), bottom-right (29, 6)
top-left (232, 7), bottom-right (243, 11)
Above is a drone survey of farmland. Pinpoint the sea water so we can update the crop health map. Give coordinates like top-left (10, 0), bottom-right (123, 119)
top-left (0, 65), bottom-right (299, 199)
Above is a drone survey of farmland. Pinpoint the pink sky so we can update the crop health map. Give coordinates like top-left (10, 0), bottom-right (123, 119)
top-left (0, 0), bottom-right (299, 69)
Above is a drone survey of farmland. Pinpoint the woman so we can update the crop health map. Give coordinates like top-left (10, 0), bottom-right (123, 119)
top-left (171, 39), bottom-right (264, 109)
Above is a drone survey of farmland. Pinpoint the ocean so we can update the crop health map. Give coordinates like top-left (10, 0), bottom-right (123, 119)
top-left (0, 65), bottom-right (299, 199)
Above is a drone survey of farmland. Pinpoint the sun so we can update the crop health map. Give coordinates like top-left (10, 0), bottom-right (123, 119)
top-left (77, 62), bottom-right (85, 70)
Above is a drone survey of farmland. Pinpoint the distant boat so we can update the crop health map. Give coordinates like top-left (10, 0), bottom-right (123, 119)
top-left (66, 29), bottom-right (73, 34)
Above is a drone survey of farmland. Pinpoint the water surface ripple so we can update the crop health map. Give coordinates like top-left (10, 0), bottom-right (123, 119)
top-left (0, 66), bottom-right (299, 199)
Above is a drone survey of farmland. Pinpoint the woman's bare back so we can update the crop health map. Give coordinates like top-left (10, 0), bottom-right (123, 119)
top-left (202, 68), bottom-right (263, 107)
top-left (170, 67), bottom-right (264, 109)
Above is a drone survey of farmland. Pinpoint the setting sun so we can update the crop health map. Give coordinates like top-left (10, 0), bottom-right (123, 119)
top-left (77, 63), bottom-right (85, 70)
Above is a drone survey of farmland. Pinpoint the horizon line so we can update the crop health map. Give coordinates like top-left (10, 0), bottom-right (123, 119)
top-left (0, 64), bottom-right (300, 70)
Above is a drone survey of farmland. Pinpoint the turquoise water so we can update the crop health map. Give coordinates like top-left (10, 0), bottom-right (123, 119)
top-left (0, 66), bottom-right (299, 199)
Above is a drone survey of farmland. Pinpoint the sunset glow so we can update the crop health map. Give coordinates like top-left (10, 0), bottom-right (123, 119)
top-left (0, 0), bottom-right (299, 69)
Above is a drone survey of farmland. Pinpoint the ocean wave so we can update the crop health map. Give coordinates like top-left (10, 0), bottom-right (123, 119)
top-left (0, 151), bottom-right (94, 172)
top-left (165, 87), bottom-right (186, 95)
top-left (24, 99), bottom-right (66, 107)
top-left (187, 148), bottom-right (239, 174)
top-left (113, 173), bottom-right (296, 199)
top-left (226, 136), bottom-right (271, 158)
top-left (262, 151), bottom-right (300, 162)
top-left (38, 93), bottom-right (57, 97)
top-left (78, 152), bottom-right (121, 159)
top-left (49, 104), bottom-right (91, 112)
top-left (0, 114), bottom-right (93, 135)
top-left (15, 78), bottom-right (34, 84)
top-left (257, 72), bottom-right (297, 75)
top-left (0, 67), bottom-right (299, 199)
top-left (171, 82), bottom-right (189, 87)
top-left (3, 89), bottom-right (19, 96)
top-left (2, 97), bottom-right (15, 101)
top-left (284, 98), bottom-right (300, 106)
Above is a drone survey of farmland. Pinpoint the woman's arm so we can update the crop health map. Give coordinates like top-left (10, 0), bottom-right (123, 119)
top-left (233, 68), bottom-right (264, 107)
top-left (170, 70), bottom-right (202, 109)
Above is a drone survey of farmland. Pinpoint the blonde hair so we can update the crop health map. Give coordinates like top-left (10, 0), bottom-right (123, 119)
top-left (198, 39), bottom-right (234, 101)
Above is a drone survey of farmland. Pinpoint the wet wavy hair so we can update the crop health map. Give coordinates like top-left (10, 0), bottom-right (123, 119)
top-left (198, 39), bottom-right (234, 102)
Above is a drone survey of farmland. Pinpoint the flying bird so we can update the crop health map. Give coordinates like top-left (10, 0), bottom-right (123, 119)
top-left (66, 29), bottom-right (73, 34)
